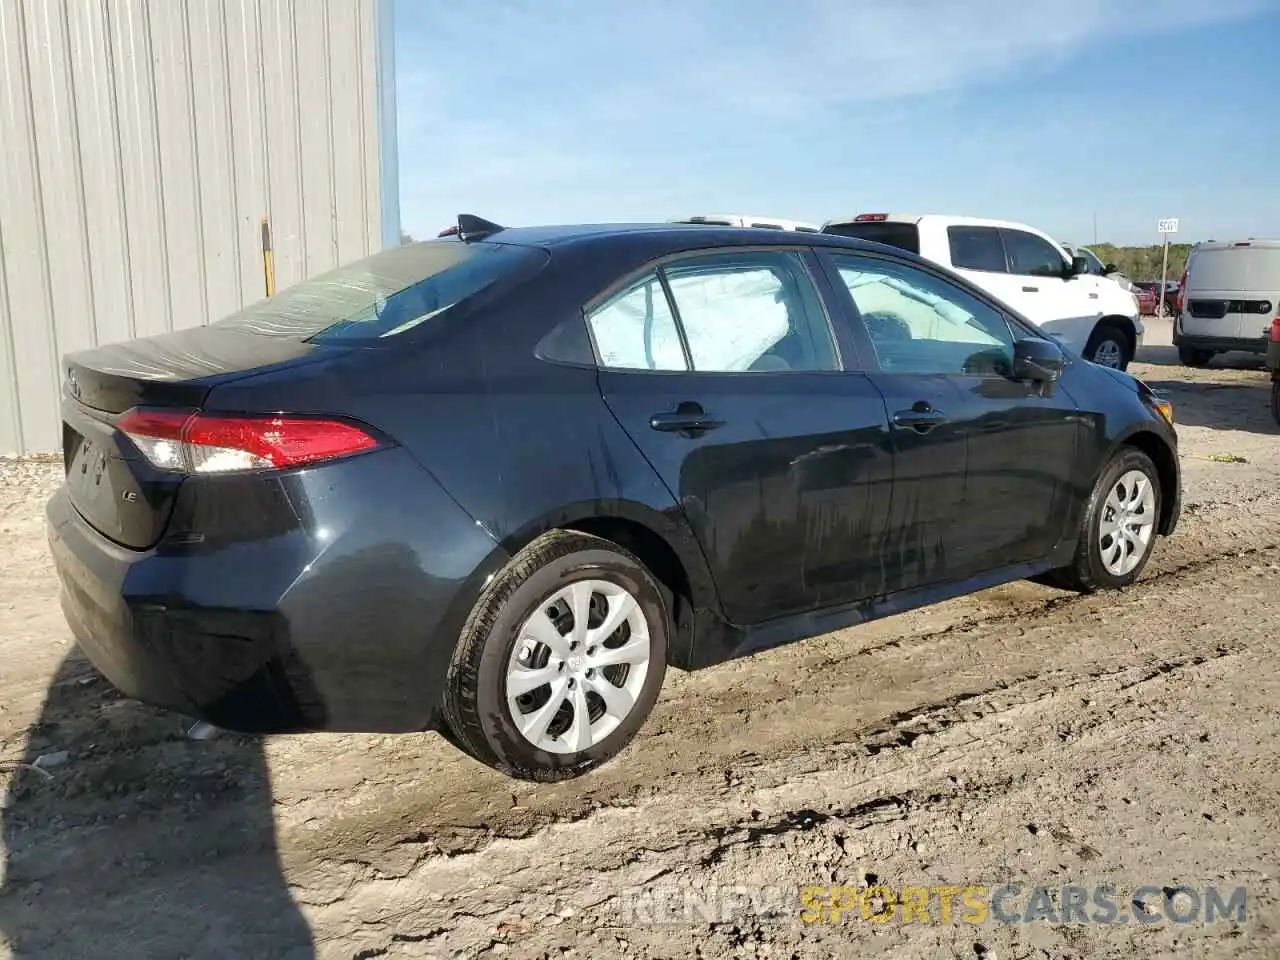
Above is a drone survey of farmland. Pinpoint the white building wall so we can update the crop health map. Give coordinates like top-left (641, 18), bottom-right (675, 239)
top-left (0, 0), bottom-right (397, 453)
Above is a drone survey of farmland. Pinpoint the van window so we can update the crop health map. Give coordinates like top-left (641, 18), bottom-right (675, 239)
top-left (1187, 246), bottom-right (1280, 292)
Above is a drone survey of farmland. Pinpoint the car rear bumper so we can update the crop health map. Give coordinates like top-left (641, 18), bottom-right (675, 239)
top-left (1174, 333), bottom-right (1268, 355)
top-left (47, 448), bottom-right (509, 733)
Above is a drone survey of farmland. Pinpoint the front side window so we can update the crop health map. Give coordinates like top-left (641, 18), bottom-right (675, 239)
top-left (586, 273), bottom-right (688, 371)
top-left (661, 251), bottom-right (839, 373)
top-left (947, 226), bottom-right (1007, 272)
top-left (1002, 229), bottom-right (1068, 279)
top-left (1080, 248), bottom-right (1106, 274)
top-left (831, 254), bottom-right (1015, 376)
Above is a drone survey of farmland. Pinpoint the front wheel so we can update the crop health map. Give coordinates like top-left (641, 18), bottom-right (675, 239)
top-left (442, 530), bottom-right (669, 781)
top-left (1084, 323), bottom-right (1132, 370)
top-left (1040, 448), bottom-right (1162, 593)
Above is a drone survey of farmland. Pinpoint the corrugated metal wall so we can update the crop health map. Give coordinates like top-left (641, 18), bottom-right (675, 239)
top-left (0, 0), bottom-right (396, 454)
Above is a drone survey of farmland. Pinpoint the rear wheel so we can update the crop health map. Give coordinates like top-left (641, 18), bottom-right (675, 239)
top-left (1271, 378), bottom-right (1280, 427)
top-left (1178, 345), bottom-right (1213, 367)
top-left (1084, 322), bottom-right (1132, 370)
top-left (442, 530), bottom-right (669, 781)
top-left (1039, 448), bottom-right (1161, 593)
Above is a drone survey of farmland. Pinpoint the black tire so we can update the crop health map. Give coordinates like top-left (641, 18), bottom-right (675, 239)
top-left (1084, 322), bottom-right (1132, 370)
top-left (1041, 448), bottom-right (1162, 593)
top-left (1178, 344), bottom-right (1213, 368)
top-left (441, 529), bottom-right (669, 781)
top-left (1271, 378), bottom-right (1280, 427)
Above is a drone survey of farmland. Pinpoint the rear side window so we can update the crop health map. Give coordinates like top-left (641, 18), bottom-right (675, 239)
top-left (213, 241), bottom-right (547, 342)
top-left (947, 226), bottom-right (1007, 272)
top-left (662, 251), bottom-right (839, 373)
top-left (585, 250), bottom-right (840, 374)
top-left (822, 222), bottom-right (920, 254)
top-left (587, 274), bottom-right (688, 371)
top-left (1002, 229), bottom-right (1067, 278)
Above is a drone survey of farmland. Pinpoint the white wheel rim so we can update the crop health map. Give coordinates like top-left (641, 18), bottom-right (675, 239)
top-left (1099, 469), bottom-right (1156, 576)
top-left (505, 579), bottom-right (651, 755)
top-left (1093, 338), bottom-right (1124, 367)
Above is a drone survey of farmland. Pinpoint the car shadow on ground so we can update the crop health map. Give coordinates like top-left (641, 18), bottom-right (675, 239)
top-left (1138, 377), bottom-right (1277, 434)
top-left (0, 649), bottom-right (314, 958)
top-left (1135, 344), bottom-right (1266, 370)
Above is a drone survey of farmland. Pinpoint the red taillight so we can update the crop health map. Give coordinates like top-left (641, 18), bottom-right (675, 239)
top-left (1270, 317), bottom-right (1280, 343)
top-left (1175, 266), bottom-right (1187, 313)
top-left (117, 408), bottom-right (379, 474)
top-left (855, 213), bottom-right (889, 222)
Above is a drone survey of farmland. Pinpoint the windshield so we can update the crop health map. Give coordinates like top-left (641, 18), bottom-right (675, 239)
top-left (212, 241), bottom-right (548, 342)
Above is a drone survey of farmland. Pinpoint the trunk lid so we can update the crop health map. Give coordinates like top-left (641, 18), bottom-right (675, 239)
top-left (61, 325), bottom-right (339, 549)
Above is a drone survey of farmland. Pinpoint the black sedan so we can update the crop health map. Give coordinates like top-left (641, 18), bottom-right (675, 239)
top-left (47, 216), bottom-right (1181, 781)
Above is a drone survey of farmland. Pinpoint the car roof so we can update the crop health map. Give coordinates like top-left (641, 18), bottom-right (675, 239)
top-left (469, 221), bottom-right (893, 255)
top-left (674, 214), bottom-right (822, 231)
top-left (821, 213), bottom-right (1042, 232)
top-left (1193, 239), bottom-right (1280, 251)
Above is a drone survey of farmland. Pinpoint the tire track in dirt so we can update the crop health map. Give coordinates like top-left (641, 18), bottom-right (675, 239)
top-left (281, 499), bottom-right (1280, 867)
top-left (295, 573), bottom-right (1279, 960)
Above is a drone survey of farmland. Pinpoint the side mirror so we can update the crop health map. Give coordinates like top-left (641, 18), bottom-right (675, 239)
top-left (1013, 337), bottom-right (1065, 384)
top-left (1067, 255), bottom-right (1089, 278)
top-left (1103, 262), bottom-right (1118, 275)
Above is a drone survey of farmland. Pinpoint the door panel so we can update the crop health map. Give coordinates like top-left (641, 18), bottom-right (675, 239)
top-left (600, 372), bottom-right (893, 622)
top-left (864, 373), bottom-right (969, 591)
top-left (586, 249), bottom-right (894, 625)
top-left (821, 250), bottom-right (1079, 589)
top-left (950, 375), bottom-right (1081, 573)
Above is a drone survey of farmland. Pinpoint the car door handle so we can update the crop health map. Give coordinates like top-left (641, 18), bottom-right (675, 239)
top-left (1088, 292), bottom-right (1099, 299)
top-left (649, 404), bottom-right (725, 435)
top-left (892, 403), bottom-right (948, 433)
top-left (1022, 285), bottom-right (1039, 293)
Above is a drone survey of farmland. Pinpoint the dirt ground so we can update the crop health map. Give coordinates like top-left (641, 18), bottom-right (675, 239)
top-left (2, 318), bottom-right (1278, 959)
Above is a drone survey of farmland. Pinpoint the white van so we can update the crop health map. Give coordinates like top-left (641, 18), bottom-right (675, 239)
top-left (1175, 240), bottom-right (1280, 366)
top-left (674, 214), bottom-right (822, 232)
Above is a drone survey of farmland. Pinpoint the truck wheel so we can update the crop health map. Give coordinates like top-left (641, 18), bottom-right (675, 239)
top-left (1177, 345), bottom-right (1213, 368)
top-left (1085, 323), bottom-right (1131, 370)
top-left (1271, 379), bottom-right (1280, 427)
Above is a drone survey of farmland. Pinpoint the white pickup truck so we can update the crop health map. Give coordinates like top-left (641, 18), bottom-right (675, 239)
top-left (821, 213), bottom-right (1144, 370)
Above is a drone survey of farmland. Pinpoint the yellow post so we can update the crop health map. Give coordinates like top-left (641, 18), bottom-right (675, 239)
top-left (261, 217), bottom-right (275, 297)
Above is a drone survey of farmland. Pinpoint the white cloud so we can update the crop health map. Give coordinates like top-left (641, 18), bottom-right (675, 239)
top-left (392, 0), bottom-right (1274, 233)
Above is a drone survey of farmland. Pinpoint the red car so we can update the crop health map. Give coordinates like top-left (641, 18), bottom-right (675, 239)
top-left (1132, 283), bottom-right (1159, 315)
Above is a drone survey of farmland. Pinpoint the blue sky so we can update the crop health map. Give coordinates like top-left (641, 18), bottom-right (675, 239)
top-left (394, 0), bottom-right (1280, 246)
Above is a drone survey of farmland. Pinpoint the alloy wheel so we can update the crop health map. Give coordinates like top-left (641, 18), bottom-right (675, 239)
top-left (1092, 337), bottom-right (1124, 368)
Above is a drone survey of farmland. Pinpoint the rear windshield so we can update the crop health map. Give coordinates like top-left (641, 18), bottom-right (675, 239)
top-left (212, 240), bottom-right (547, 342)
top-left (1187, 246), bottom-right (1280, 293)
top-left (822, 222), bottom-right (920, 254)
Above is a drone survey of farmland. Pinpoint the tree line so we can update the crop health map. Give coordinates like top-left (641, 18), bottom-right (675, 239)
top-left (1088, 243), bottom-right (1193, 282)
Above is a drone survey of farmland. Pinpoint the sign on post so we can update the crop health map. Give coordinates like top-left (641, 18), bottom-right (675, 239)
top-left (1157, 217), bottom-right (1178, 316)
